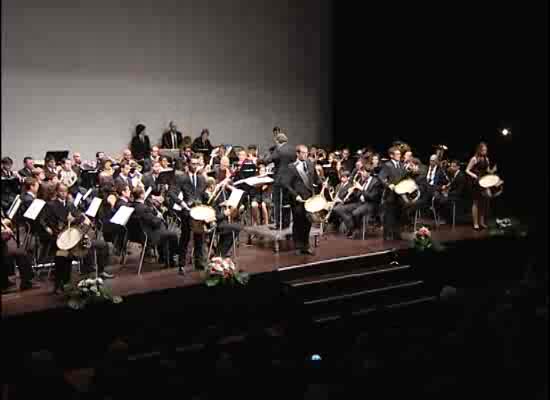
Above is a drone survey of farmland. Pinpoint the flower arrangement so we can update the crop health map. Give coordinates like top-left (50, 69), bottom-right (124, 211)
top-left (65, 278), bottom-right (123, 310)
top-left (205, 257), bottom-right (249, 287)
top-left (413, 226), bottom-right (433, 251)
top-left (489, 217), bottom-right (527, 238)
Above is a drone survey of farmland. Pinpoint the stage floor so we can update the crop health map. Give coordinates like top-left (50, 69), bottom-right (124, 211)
top-left (1, 225), bottom-right (488, 318)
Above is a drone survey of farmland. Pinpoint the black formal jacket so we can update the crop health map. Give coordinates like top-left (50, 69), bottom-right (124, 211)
top-left (191, 137), bottom-right (214, 155)
top-left (351, 176), bottom-right (383, 205)
top-left (283, 159), bottom-right (322, 203)
top-left (131, 201), bottom-right (164, 245)
top-left (18, 167), bottom-right (33, 178)
top-left (447, 170), bottom-right (467, 199)
top-left (425, 165), bottom-right (449, 188)
top-left (130, 135), bottom-right (152, 161)
top-left (264, 143), bottom-right (296, 184)
top-left (42, 198), bottom-right (84, 235)
top-left (141, 172), bottom-right (162, 193)
top-left (161, 130), bottom-right (184, 149)
top-left (168, 173), bottom-right (208, 210)
top-left (19, 192), bottom-right (35, 217)
top-left (377, 160), bottom-right (407, 204)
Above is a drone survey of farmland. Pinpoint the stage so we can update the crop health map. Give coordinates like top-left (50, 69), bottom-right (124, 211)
top-left (2, 225), bottom-right (491, 318)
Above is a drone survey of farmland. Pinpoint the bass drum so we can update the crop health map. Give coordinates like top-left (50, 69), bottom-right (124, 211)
top-left (190, 205), bottom-right (217, 234)
top-left (304, 194), bottom-right (329, 224)
top-left (57, 227), bottom-right (83, 251)
top-left (479, 174), bottom-right (503, 198)
top-left (394, 178), bottom-right (421, 205)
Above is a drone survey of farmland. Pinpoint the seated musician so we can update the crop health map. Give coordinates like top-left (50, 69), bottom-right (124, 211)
top-left (400, 158), bottom-right (431, 209)
top-left (44, 156), bottom-right (58, 176)
top-left (114, 161), bottom-right (134, 189)
top-left (233, 149), bottom-right (258, 222)
top-left (1, 157), bottom-right (20, 213)
top-left (334, 165), bottom-right (383, 238)
top-left (41, 183), bottom-right (112, 294)
top-left (211, 145), bottom-right (226, 167)
top-left (191, 129), bottom-right (214, 162)
top-left (58, 158), bottom-right (80, 195)
top-left (141, 161), bottom-right (166, 209)
top-left (159, 156), bottom-right (171, 172)
top-left (434, 160), bottom-right (468, 222)
top-left (425, 154), bottom-right (449, 196)
top-left (72, 152), bottom-right (83, 177)
top-left (31, 167), bottom-right (46, 183)
top-left (100, 182), bottom-right (131, 251)
top-left (18, 157), bottom-right (35, 179)
top-left (168, 153), bottom-right (208, 272)
top-left (1, 219), bottom-right (38, 292)
top-left (211, 183), bottom-right (242, 258)
top-left (327, 170), bottom-right (353, 228)
top-left (143, 145), bottom-right (161, 173)
top-left (251, 163), bottom-right (272, 226)
top-left (98, 159), bottom-right (115, 186)
top-left (213, 156), bottom-right (231, 183)
top-left (131, 187), bottom-right (179, 268)
top-left (205, 177), bottom-right (217, 199)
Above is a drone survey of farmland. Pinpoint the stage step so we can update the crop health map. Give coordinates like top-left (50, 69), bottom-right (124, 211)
top-left (277, 249), bottom-right (400, 282)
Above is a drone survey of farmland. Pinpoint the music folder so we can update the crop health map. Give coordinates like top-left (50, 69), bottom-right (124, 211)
top-left (226, 188), bottom-right (244, 209)
top-left (7, 195), bottom-right (21, 220)
top-left (82, 188), bottom-right (93, 201)
top-left (157, 169), bottom-right (175, 185)
top-left (110, 206), bottom-right (134, 226)
top-left (85, 197), bottom-right (103, 218)
top-left (73, 192), bottom-right (83, 207)
top-left (23, 199), bottom-right (46, 220)
top-left (144, 186), bottom-right (153, 201)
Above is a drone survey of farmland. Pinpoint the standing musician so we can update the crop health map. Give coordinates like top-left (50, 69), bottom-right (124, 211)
top-left (283, 145), bottom-right (322, 256)
top-left (141, 161), bottom-right (167, 211)
top-left (18, 157), bottom-right (35, 179)
top-left (162, 121), bottom-right (184, 150)
top-left (465, 142), bottom-right (498, 231)
top-left (168, 153), bottom-right (208, 273)
top-left (262, 133), bottom-right (296, 230)
top-left (130, 124), bottom-right (152, 162)
top-left (131, 187), bottom-right (179, 268)
top-left (1, 214), bottom-right (38, 292)
top-left (40, 183), bottom-right (112, 294)
top-left (378, 146), bottom-right (407, 241)
top-left (333, 165), bottom-right (383, 238)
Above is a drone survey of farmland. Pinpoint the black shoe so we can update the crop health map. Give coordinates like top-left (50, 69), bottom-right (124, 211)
top-left (295, 249), bottom-right (304, 256)
top-left (178, 266), bottom-right (186, 275)
top-left (302, 248), bottom-right (315, 256)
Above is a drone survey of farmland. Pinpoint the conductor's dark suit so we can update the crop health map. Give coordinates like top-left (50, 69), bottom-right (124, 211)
top-left (283, 159), bottom-right (321, 251)
top-left (264, 143), bottom-right (296, 228)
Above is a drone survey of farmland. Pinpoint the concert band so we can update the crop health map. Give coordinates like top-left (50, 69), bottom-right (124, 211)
top-left (1, 123), bottom-right (504, 295)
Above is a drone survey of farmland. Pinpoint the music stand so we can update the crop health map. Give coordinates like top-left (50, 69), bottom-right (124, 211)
top-left (157, 169), bottom-right (175, 186)
top-left (45, 151), bottom-right (69, 164)
top-left (81, 170), bottom-right (99, 188)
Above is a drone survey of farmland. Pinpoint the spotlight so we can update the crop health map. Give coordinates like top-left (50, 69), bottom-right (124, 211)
top-left (501, 128), bottom-right (511, 136)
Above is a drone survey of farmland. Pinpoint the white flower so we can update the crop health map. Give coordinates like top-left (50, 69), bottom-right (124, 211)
top-left (212, 263), bottom-right (224, 272)
top-left (96, 278), bottom-right (104, 285)
top-left (96, 291), bottom-right (101, 297)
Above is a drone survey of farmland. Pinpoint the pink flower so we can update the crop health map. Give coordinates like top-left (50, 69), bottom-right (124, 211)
top-left (417, 227), bottom-right (431, 237)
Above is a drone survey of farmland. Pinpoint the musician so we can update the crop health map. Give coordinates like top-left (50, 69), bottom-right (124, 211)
top-left (400, 158), bottom-right (431, 209)
top-left (214, 156), bottom-right (232, 183)
top-left (466, 142), bottom-right (497, 231)
top-left (1, 221), bottom-right (37, 292)
top-left (369, 153), bottom-right (382, 175)
top-left (263, 133), bottom-right (296, 230)
top-left (45, 156), bottom-right (58, 175)
top-left (143, 146), bottom-right (161, 172)
top-left (114, 162), bottom-right (134, 190)
top-left (350, 158), bottom-right (365, 180)
top-left (41, 183), bottom-right (112, 293)
top-left (31, 167), bottom-right (46, 183)
top-left (18, 157), bottom-right (35, 178)
top-left (341, 148), bottom-right (355, 173)
top-left (1, 157), bottom-right (19, 213)
top-left (141, 161), bottom-right (167, 206)
top-left (162, 121), bottom-right (184, 149)
top-left (131, 187), bottom-right (179, 268)
top-left (191, 129), bottom-right (214, 161)
top-left (130, 124), bottom-right (152, 161)
top-left (326, 170), bottom-right (352, 228)
top-left (425, 154), bottom-right (448, 194)
top-left (72, 153), bottom-right (83, 177)
top-left (159, 156), bottom-right (171, 171)
top-left (99, 159), bottom-right (115, 186)
top-left (308, 146), bottom-right (318, 163)
top-left (210, 184), bottom-right (242, 257)
top-left (334, 165), bottom-right (383, 238)
top-left (96, 151), bottom-right (106, 167)
top-left (211, 145), bottom-right (227, 166)
top-left (283, 145), bottom-right (322, 256)
top-left (252, 163), bottom-right (272, 225)
top-left (403, 151), bottom-right (414, 170)
top-left (434, 160), bottom-right (467, 223)
top-left (20, 177), bottom-right (40, 216)
top-left (101, 183), bottom-right (130, 251)
top-left (378, 146), bottom-right (407, 240)
top-left (58, 158), bottom-right (79, 195)
top-left (168, 153), bottom-right (208, 272)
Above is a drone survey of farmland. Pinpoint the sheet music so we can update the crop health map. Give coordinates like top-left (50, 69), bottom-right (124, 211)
top-left (226, 188), bottom-right (244, 208)
top-left (82, 188), bottom-right (93, 201)
top-left (85, 197), bottom-right (103, 218)
top-left (8, 196), bottom-right (21, 220)
top-left (144, 186), bottom-right (152, 201)
top-left (23, 199), bottom-right (46, 220)
top-left (73, 192), bottom-right (83, 207)
top-left (234, 175), bottom-right (274, 187)
top-left (110, 205), bottom-right (134, 226)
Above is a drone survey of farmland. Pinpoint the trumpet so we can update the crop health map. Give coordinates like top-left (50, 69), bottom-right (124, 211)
top-left (316, 149), bottom-right (327, 161)
top-left (333, 151), bottom-right (343, 162)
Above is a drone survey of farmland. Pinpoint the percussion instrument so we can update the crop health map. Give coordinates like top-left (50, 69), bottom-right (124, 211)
top-left (305, 194), bottom-right (329, 224)
top-left (479, 174), bottom-right (504, 198)
top-left (190, 204), bottom-right (217, 234)
top-left (56, 223), bottom-right (92, 258)
top-left (394, 178), bottom-right (421, 205)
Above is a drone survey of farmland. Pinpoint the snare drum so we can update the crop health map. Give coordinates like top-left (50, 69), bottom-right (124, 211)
top-left (190, 205), bottom-right (217, 233)
top-left (479, 174), bottom-right (503, 198)
top-left (394, 178), bottom-right (421, 205)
